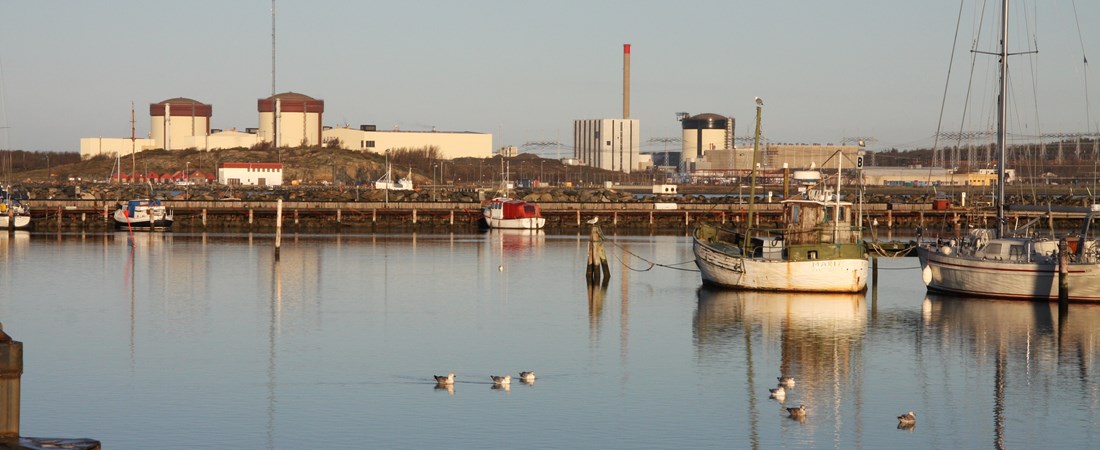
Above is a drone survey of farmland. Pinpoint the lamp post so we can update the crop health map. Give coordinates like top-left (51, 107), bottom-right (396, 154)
top-left (185, 161), bottom-right (190, 182)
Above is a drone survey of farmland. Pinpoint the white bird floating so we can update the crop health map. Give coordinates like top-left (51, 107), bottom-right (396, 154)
top-left (778, 376), bottom-right (795, 388)
top-left (897, 411), bottom-right (916, 425)
top-left (519, 371), bottom-right (536, 383)
top-left (491, 375), bottom-right (512, 385)
top-left (769, 386), bottom-right (786, 398)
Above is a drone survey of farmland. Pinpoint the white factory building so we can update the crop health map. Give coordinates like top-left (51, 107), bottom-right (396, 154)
top-left (217, 162), bottom-right (284, 186)
top-left (79, 92), bottom-right (492, 160)
top-left (573, 118), bottom-right (642, 173)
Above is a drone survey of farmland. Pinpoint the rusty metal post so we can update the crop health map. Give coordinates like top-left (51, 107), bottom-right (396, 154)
top-left (0, 323), bottom-right (22, 439)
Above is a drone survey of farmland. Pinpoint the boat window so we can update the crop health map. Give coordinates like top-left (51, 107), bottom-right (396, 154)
top-left (1009, 244), bottom-right (1025, 260)
top-left (790, 205), bottom-right (800, 224)
top-left (983, 243), bottom-right (1002, 257)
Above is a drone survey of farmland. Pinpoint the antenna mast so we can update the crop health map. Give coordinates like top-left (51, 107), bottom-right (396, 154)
top-left (271, 0), bottom-right (276, 96)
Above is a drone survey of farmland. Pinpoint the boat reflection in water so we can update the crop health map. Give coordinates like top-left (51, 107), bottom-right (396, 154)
top-left (694, 286), bottom-right (866, 431)
top-left (494, 228), bottom-right (545, 252)
top-left (921, 294), bottom-right (1100, 448)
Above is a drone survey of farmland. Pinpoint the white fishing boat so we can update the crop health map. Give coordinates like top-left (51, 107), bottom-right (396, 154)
top-left (481, 197), bottom-right (546, 230)
top-left (374, 165), bottom-right (413, 191)
top-left (917, 0), bottom-right (1100, 302)
top-left (114, 198), bottom-right (173, 231)
top-left (692, 97), bottom-right (868, 293)
top-left (0, 188), bottom-right (31, 230)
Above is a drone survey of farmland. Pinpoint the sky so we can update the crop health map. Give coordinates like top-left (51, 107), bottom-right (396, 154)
top-left (1, 0), bottom-right (1098, 156)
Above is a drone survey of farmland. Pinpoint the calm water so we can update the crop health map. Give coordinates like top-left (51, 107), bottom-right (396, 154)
top-left (1, 230), bottom-right (1098, 449)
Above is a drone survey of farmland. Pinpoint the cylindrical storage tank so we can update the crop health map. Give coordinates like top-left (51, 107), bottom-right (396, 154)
top-left (258, 92), bottom-right (325, 148)
top-left (681, 113), bottom-right (730, 162)
top-left (150, 98), bottom-right (212, 150)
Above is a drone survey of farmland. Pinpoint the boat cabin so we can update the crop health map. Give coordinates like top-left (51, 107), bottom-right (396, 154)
top-left (485, 198), bottom-right (542, 219)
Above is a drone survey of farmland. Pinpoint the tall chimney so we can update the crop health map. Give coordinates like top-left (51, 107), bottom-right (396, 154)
top-left (623, 43), bottom-right (631, 119)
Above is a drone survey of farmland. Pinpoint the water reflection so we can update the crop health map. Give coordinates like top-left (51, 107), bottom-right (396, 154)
top-left (921, 294), bottom-right (1100, 448)
top-left (695, 287), bottom-right (867, 443)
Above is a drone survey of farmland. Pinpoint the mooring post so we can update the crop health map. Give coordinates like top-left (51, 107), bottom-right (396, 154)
top-left (104, 204), bottom-right (109, 224)
top-left (372, 208), bottom-right (377, 223)
top-left (1059, 238), bottom-right (1070, 308)
top-left (450, 210), bottom-right (455, 226)
top-left (649, 211), bottom-right (653, 226)
top-left (202, 208), bottom-right (207, 228)
top-left (576, 210), bottom-right (581, 226)
top-left (412, 209), bottom-right (417, 224)
top-left (585, 225), bottom-right (610, 284)
top-left (613, 211), bottom-right (618, 226)
top-left (872, 256), bottom-right (879, 295)
top-left (248, 208), bottom-right (254, 225)
top-left (57, 206), bottom-right (62, 232)
top-left (0, 322), bottom-right (22, 440)
top-left (294, 209), bottom-right (299, 225)
top-left (684, 211), bottom-right (689, 227)
top-left (275, 199), bottom-right (283, 261)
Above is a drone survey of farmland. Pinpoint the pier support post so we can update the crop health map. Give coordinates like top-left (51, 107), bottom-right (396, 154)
top-left (275, 199), bottom-right (283, 261)
top-left (294, 210), bottom-right (299, 225)
top-left (412, 209), bottom-right (417, 224)
top-left (202, 209), bottom-right (207, 228)
top-left (248, 208), bottom-right (254, 225)
top-left (57, 207), bottom-right (62, 232)
top-left (372, 209), bottom-right (377, 223)
top-left (450, 210), bottom-right (454, 226)
top-left (586, 226), bottom-right (610, 284)
top-left (0, 323), bottom-right (22, 439)
top-left (576, 210), bottom-right (581, 226)
top-left (104, 204), bottom-right (109, 223)
top-left (1059, 238), bottom-right (1070, 307)
top-left (684, 211), bottom-right (690, 227)
top-left (649, 211), bottom-right (653, 226)
top-left (613, 212), bottom-right (618, 226)
top-left (337, 209), bottom-right (342, 224)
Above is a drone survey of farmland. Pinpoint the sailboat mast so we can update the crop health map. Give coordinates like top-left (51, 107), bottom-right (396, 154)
top-left (996, 0), bottom-right (1009, 238)
top-left (744, 98), bottom-right (763, 250)
top-left (835, 151), bottom-right (842, 243)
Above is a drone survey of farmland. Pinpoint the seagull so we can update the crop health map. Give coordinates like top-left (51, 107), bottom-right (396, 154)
top-left (778, 376), bottom-right (795, 388)
top-left (897, 411), bottom-right (916, 425)
top-left (491, 375), bottom-right (512, 385)
top-left (755, 96), bottom-right (764, 106)
top-left (787, 404), bottom-right (807, 419)
top-left (498, 264), bottom-right (504, 272)
top-left (769, 386), bottom-right (786, 398)
top-left (586, 216), bottom-right (599, 225)
top-left (434, 372), bottom-right (455, 385)
top-left (519, 371), bottom-right (536, 383)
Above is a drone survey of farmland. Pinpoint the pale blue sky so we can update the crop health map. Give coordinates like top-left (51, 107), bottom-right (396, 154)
top-left (0, 0), bottom-right (1097, 154)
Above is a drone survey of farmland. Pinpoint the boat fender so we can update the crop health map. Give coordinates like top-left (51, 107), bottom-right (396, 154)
top-left (921, 265), bottom-right (933, 285)
top-left (940, 246), bottom-right (953, 256)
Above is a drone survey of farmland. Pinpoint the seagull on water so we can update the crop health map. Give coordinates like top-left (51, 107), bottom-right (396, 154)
top-left (769, 386), bottom-right (786, 398)
top-left (787, 404), bottom-right (807, 419)
top-left (897, 411), bottom-right (916, 425)
top-left (434, 372), bottom-right (455, 385)
top-left (491, 375), bottom-right (512, 385)
top-left (778, 376), bottom-right (795, 388)
top-left (586, 216), bottom-right (599, 225)
top-left (519, 371), bottom-right (536, 383)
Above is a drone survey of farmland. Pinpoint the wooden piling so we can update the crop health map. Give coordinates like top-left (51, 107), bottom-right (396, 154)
top-left (585, 226), bottom-right (610, 284)
top-left (450, 210), bottom-right (455, 225)
top-left (412, 209), bottom-right (418, 224)
top-left (0, 323), bottom-right (22, 439)
top-left (337, 209), bottom-right (342, 223)
top-left (248, 208), bottom-right (254, 225)
top-left (372, 208), bottom-right (377, 223)
top-left (1059, 238), bottom-right (1070, 306)
top-left (202, 208), bottom-right (207, 227)
top-left (274, 199), bottom-right (283, 261)
top-left (294, 209), bottom-right (299, 225)
top-left (57, 206), bottom-right (62, 232)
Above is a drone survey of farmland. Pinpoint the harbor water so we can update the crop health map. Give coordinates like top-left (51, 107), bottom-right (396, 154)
top-left (1, 230), bottom-right (1098, 448)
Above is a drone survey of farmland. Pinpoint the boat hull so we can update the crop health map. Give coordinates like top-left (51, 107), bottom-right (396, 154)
top-left (0, 215), bottom-right (32, 230)
top-left (693, 238), bottom-right (868, 293)
top-left (482, 216), bottom-right (546, 230)
top-left (918, 246), bottom-right (1100, 302)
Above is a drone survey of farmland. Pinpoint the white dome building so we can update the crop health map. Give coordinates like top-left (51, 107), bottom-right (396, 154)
top-left (150, 98), bottom-right (212, 150)
top-left (258, 92), bottom-right (325, 147)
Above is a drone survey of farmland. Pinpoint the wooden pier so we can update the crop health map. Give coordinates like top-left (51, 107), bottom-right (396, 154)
top-left (17, 199), bottom-right (1094, 233)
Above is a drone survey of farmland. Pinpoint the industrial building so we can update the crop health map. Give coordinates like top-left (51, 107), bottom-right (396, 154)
top-left (571, 44), bottom-right (642, 173)
top-left (323, 125), bottom-right (492, 159)
top-left (79, 92), bottom-right (493, 160)
top-left (218, 162), bottom-right (284, 186)
top-left (573, 118), bottom-right (641, 173)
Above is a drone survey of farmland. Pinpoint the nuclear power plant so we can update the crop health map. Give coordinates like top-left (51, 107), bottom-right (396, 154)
top-left (573, 44), bottom-right (643, 174)
top-left (79, 92), bottom-right (492, 161)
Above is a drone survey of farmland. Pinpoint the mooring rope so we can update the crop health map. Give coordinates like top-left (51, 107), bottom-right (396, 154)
top-left (597, 229), bottom-right (700, 272)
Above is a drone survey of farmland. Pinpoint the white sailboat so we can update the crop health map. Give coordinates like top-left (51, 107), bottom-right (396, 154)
top-left (917, 0), bottom-right (1100, 301)
top-left (0, 186), bottom-right (31, 230)
top-left (692, 97), bottom-right (868, 293)
top-left (374, 162), bottom-right (413, 191)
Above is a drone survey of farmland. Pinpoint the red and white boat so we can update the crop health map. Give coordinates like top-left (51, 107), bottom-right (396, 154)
top-left (481, 197), bottom-right (545, 229)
